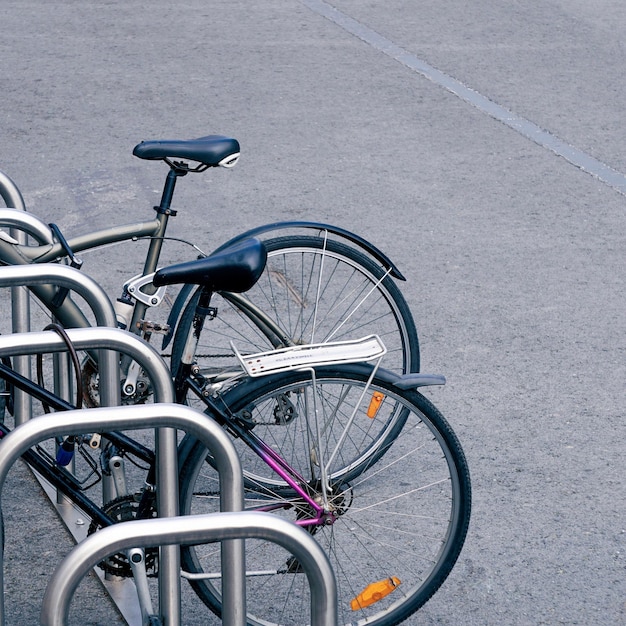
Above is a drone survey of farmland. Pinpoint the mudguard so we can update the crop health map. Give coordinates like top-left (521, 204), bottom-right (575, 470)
top-left (393, 373), bottom-right (446, 389)
top-left (211, 221), bottom-right (406, 280)
top-left (175, 363), bottom-right (442, 468)
top-left (162, 221), bottom-right (407, 349)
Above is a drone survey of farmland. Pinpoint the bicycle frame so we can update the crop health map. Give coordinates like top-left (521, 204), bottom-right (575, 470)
top-left (174, 306), bottom-right (388, 530)
top-left (0, 353), bottom-right (332, 537)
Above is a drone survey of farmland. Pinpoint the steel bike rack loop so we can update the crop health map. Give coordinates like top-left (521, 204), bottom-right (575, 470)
top-left (0, 207), bottom-right (55, 245)
top-left (41, 511), bottom-right (337, 626)
top-left (0, 404), bottom-right (245, 626)
top-left (0, 263), bottom-right (117, 328)
top-left (0, 328), bottom-right (189, 625)
top-left (0, 172), bottom-right (34, 428)
top-left (0, 260), bottom-right (120, 424)
top-left (0, 404), bottom-right (246, 626)
top-left (0, 172), bottom-right (25, 213)
top-left (0, 263), bottom-right (118, 432)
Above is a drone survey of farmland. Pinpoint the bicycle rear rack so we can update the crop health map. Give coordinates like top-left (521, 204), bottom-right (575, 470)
top-left (233, 334), bottom-right (387, 376)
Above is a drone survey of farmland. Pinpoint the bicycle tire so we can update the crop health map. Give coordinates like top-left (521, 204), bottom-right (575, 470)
top-left (170, 235), bottom-right (420, 380)
top-left (178, 365), bottom-right (471, 626)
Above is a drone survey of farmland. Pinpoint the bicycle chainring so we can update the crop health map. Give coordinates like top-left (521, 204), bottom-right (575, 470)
top-left (87, 495), bottom-right (158, 577)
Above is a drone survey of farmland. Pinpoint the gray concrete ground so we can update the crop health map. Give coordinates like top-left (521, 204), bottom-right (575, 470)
top-left (1, 1), bottom-right (625, 624)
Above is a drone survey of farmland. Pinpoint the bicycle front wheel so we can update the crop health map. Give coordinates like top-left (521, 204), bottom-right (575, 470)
top-left (170, 235), bottom-right (420, 380)
top-left (178, 365), bottom-right (471, 626)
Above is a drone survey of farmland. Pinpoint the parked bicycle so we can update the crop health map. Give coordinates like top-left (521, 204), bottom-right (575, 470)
top-left (0, 237), bottom-right (470, 626)
top-left (0, 136), bottom-right (469, 625)
top-left (158, 242), bottom-right (471, 626)
top-left (0, 134), bottom-right (419, 408)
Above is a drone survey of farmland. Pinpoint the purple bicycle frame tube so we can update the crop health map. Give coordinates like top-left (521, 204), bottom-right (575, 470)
top-left (190, 378), bottom-right (329, 526)
top-left (250, 434), bottom-right (327, 526)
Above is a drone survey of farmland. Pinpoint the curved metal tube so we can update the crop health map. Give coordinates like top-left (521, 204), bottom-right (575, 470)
top-left (0, 208), bottom-right (54, 244)
top-left (0, 264), bottom-right (116, 327)
top-left (0, 404), bottom-right (244, 626)
top-left (41, 511), bottom-right (336, 626)
top-left (0, 171), bottom-right (30, 426)
top-left (0, 171), bottom-right (25, 212)
top-left (0, 403), bottom-right (242, 527)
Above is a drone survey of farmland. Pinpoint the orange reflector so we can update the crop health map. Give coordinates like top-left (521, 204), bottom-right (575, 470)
top-left (366, 392), bottom-right (385, 418)
top-left (350, 576), bottom-right (401, 610)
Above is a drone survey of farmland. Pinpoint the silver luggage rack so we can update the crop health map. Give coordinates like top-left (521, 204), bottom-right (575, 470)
top-left (232, 334), bottom-right (387, 377)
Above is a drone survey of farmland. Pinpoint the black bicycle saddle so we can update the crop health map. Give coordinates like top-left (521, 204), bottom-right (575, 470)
top-left (133, 135), bottom-right (240, 168)
top-left (153, 238), bottom-right (267, 293)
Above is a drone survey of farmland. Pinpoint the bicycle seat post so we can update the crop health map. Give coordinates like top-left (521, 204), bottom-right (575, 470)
top-left (158, 167), bottom-right (185, 215)
top-left (120, 165), bottom-right (187, 353)
top-left (140, 167), bottom-right (185, 280)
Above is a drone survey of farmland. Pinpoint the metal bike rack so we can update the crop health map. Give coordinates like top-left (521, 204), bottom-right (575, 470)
top-left (0, 171), bottom-right (39, 427)
top-left (41, 510), bottom-right (337, 626)
top-left (0, 262), bottom-right (185, 623)
top-left (0, 203), bottom-right (104, 428)
top-left (0, 262), bottom-right (120, 403)
top-left (0, 262), bottom-right (119, 424)
top-left (0, 403), bottom-right (250, 626)
top-left (0, 328), bottom-right (187, 625)
top-left (0, 262), bottom-right (126, 527)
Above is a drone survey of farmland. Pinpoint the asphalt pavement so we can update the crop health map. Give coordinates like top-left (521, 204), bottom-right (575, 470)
top-left (1, 1), bottom-right (625, 624)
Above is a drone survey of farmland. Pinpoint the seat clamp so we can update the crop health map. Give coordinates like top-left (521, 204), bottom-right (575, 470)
top-left (153, 206), bottom-right (177, 216)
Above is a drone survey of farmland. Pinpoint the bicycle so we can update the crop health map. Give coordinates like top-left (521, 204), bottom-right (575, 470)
top-left (0, 137), bottom-right (468, 624)
top-left (153, 247), bottom-right (472, 626)
top-left (0, 237), bottom-right (469, 626)
top-left (0, 134), bottom-right (420, 413)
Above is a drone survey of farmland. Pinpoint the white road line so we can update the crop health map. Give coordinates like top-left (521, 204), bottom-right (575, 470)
top-left (302, 0), bottom-right (626, 196)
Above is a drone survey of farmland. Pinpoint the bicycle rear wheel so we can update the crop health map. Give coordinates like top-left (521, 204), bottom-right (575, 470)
top-left (170, 235), bottom-right (419, 380)
top-left (178, 365), bottom-right (471, 626)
